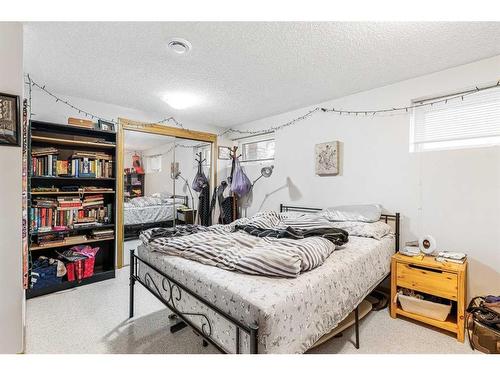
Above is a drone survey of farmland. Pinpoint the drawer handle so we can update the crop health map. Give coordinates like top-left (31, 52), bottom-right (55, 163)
top-left (407, 264), bottom-right (443, 274)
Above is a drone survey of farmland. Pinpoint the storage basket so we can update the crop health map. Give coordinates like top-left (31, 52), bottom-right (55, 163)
top-left (398, 293), bottom-right (451, 321)
top-left (66, 257), bottom-right (96, 282)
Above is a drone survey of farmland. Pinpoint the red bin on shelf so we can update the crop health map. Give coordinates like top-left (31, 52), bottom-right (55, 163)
top-left (66, 257), bottom-right (96, 282)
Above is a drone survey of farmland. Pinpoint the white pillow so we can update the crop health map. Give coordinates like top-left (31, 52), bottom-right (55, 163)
top-left (330, 221), bottom-right (392, 240)
top-left (151, 191), bottom-right (172, 200)
top-left (129, 196), bottom-right (163, 207)
top-left (322, 204), bottom-right (382, 223)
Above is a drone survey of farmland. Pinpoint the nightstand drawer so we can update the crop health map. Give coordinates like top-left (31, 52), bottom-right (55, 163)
top-left (396, 263), bottom-right (458, 300)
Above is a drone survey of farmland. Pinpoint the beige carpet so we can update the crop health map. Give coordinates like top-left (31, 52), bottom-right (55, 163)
top-left (26, 266), bottom-right (474, 354)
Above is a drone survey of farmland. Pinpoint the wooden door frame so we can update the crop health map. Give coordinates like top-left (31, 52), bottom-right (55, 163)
top-left (116, 117), bottom-right (218, 268)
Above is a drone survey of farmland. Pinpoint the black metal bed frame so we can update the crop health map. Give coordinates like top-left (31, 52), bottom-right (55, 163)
top-left (279, 204), bottom-right (400, 349)
top-left (129, 250), bottom-right (259, 354)
top-left (129, 203), bottom-right (400, 354)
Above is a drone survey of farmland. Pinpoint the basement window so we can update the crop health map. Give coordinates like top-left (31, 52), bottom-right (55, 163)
top-left (240, 135), bottom-right (275, 162)
top-left (410, 85), bottom-right (500, 152)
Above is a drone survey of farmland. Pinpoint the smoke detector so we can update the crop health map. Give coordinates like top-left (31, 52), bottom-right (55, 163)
top-left (168, 38), bottom-right (192, 54)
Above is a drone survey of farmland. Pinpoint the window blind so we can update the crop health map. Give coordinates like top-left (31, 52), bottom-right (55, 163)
top-left (240, 137), bottom-right (275, 162)
top-left (410, 86), bottom-right (500, 152)
top-left (145, 155), bottom-right (162, 173)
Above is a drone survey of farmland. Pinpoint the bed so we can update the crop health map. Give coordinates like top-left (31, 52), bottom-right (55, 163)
top-left (128, 204), bottom-right (400, 354)
top-left (124, 195), bottom-right (188, 240)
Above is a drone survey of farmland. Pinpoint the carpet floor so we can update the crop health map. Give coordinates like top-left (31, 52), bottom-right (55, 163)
top-left (26, 266), bottom-right (474, 354)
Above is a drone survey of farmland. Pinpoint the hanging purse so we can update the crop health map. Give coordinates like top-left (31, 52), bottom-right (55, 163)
top-left (230, 158), bottom-right (252, 198)
top-left (466, 296), bottom-right (500, 353)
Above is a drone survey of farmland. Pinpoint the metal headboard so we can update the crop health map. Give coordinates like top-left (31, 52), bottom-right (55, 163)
top-left (279, 203), bottom-right (400, 252)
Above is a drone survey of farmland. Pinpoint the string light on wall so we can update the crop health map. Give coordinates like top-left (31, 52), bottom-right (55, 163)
top-left (25, 73), bottom-right (500, 139)
top-left (25, 74), bottom-right (185, 129)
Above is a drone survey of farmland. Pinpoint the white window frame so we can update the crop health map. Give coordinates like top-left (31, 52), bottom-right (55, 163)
top-left (238, 134), bottom-right (275, 163)
top-left (145, 154), bottom-right (162, 173)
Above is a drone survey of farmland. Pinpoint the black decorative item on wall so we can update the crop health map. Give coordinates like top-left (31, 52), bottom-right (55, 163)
top-left (0, 92), bottom-right (20, 146)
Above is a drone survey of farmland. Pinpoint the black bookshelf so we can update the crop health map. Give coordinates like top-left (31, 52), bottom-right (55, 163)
top-left (124, 172), bottom-right (145, 200)
top-left (27, 120), bottom-right (117, 299)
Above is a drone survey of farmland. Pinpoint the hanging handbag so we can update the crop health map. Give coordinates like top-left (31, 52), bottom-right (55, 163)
top-left (466, 296), bottom-right (500, 353)
top-left (230, 158), bottom-right (252, 198)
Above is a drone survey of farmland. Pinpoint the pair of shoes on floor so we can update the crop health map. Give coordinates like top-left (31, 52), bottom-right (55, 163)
top-left (366, 290), bottom-right (389, 311)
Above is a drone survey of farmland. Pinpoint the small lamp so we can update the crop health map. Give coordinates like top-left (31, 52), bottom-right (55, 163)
top-left (252, 165), bottom-right (274, 187)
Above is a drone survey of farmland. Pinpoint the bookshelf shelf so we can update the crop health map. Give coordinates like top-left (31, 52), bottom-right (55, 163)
top-left (31, 223), bottom-right (115, 236)
top-left (31, 135), bottom-right (116, 148)
top-left (31, 120), bottom-right (116, 137)
top-left (27, 119), bottom-right (117, 298)
top-left (31, 190), bottom-right (115, 195)
top-left (30, 237), bottom-right (115, 251)
top-left (26, 269), bottom-right (115, 299)
top-left (30, 176), bottom-right (115, 181)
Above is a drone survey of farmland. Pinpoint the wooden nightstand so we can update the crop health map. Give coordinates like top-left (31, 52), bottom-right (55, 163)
top-left (390, 253), bottom-right (467, 342)
top-left (177, 209), bottom-right (196, 224)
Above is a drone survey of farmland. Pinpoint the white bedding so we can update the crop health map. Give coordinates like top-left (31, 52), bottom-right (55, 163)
top-left (137, 232), bottom-right (394, 353)
top-left (124, 197), bottom-right (185, 225)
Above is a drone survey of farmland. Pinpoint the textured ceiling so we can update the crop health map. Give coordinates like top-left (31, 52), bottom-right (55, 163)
top-left (24, 22), bottom-right (500, 128)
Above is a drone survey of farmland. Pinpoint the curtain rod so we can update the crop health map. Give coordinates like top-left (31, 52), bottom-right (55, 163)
top-left (414, 80), bottom-right (500, 104)
top-left (231, 130), bottom-right (275, 142)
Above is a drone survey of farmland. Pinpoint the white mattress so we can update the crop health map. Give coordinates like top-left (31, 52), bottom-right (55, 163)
top-left (137, 234), bottom-right (395, 354)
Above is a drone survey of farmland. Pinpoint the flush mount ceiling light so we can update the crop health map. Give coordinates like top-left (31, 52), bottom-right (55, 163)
top-left (167, 38), bottom-right (192, 54)
top-left (162, 92), bottom-right (200, 110)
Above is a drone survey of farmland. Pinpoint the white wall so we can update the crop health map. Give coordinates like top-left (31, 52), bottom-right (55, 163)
top-left (30, 87), bottom-right (223, 135)
top-left (0, 22), bottom-right (24, 354)
top-left (234, 55), bottom-right (500, 298)
top-left (141, 141), bottom-right (175, 196)
top-left (31, 89), bottom-right (164, 125)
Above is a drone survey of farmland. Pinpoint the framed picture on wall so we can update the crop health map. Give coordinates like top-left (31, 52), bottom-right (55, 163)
top-left (315, 141), bottom-right (339, 176)
top-left (0, 92), bottom-right (20, 146)
top-left (98, 119), bottom-right (116, 132)
top-left (218, 146), bottom-right (231, 160)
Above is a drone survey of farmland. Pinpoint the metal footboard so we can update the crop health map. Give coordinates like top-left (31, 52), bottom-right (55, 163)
top-left (129, 249), bottom-right (259, 354)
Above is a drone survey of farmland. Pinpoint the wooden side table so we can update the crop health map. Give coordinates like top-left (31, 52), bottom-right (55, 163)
top-left (390, 253), bottom-right (467, 342)
top-left (177, 209), bottom-right (196, 224)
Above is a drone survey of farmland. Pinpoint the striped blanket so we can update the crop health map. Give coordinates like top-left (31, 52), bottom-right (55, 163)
top-left (140, 211), bottom-right (347, 278)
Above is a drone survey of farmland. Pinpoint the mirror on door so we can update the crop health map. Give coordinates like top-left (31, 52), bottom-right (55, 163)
top-left (119, 126), bottom-right (216, 268)
top-left (122, 130), bottom-right (180, 265)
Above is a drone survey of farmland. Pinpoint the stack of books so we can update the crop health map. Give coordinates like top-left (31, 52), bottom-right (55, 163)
top-left (31, 148), bottom-right (59, 177)
top-left (31, 197), bottom-right (58, 233)
top-left (435, 251), bottom-right (467, 264)
top-left (30, 195), bottom-right (112, 232)
top-left (91, 228), bottom-right (114, 240)
top-left (57, 196), bottom-right (82, 210)
top-left (69, 152), bottom-right (114, 178)
top-left (36, 232), bottom-right (67, 247)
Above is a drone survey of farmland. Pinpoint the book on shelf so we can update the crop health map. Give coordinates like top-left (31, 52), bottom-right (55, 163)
top-left (34, 234), bottom-right (89, 248)
top-left (32, 187), bottom-right (60, 193)
top-left (30, 195), bottom-right (112, 233)
top-left (91, 228), bottom-right (114, 240)
top-left (31, 147), bottom-right (114, 178)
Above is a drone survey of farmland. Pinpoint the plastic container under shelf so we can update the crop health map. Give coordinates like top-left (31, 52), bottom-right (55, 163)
top-left (398, 293), bottom-right (452, 321)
